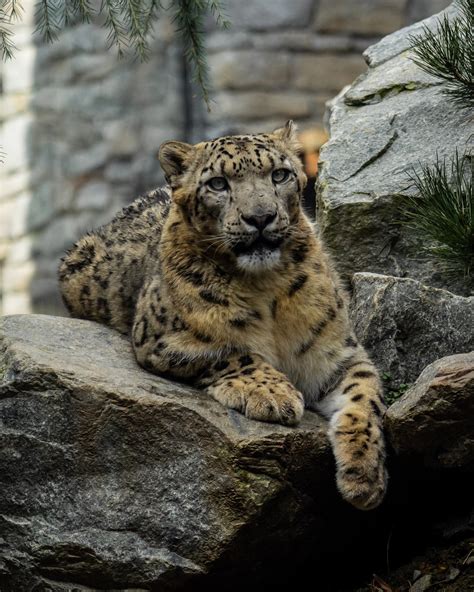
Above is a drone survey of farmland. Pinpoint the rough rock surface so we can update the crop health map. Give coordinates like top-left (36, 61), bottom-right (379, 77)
top-left (1, 314), bottom-right (473, 591)
top-left (350, 273), bottom-right (474, 388)
top-left (0, 314), bottom-right (358, 592)
top-left (316, 2), bottom-right (472, 294)
top-left (387, 352), bottom-right (474, 469)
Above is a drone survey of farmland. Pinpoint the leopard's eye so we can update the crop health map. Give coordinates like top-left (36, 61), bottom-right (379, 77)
top-left (272, 168), bottom-right (291, 184)
top-left (207, 177), bottom-right (228, 191)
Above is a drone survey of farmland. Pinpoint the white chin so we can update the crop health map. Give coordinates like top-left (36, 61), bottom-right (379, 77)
top-left (236, 248), bottom-right (281, 272)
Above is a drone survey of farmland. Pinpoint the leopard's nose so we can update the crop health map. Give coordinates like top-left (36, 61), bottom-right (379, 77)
top-left (241, 212), bottom-right (277, 231)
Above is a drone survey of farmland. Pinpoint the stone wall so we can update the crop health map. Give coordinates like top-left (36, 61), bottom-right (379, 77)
top-left (0, 0), bottom-right (450, 315)
top-left (198, 0), bottom-right (450, 138)
top-left (0, 0), bottom-right (185, 315)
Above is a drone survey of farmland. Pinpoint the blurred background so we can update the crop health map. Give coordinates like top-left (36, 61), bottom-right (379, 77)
top-left (0, 0), bottom-right (450, 316)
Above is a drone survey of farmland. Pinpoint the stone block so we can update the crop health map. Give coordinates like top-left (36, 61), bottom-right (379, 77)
top-left (207, 91), bottom-right (312, 122)
top-left (65, 143), bottom-right (108, 177)
top-left (407, 0), bottom-right (451, 25)
top-left (2, 45), bottom-right (36, 93)
top-left (0, 113), bottom-right (32, 173)
top-left (292, 53), bottom-right (366, 92)
top-left (102, 119), bottom-right (140, 158)
top-left (0, 192), bottom-right (31, 239)
top-left (0, 93), bottom-right (30, 120)
top-left (26, 183), bottom-right (57, 232)
top-left (3, 260), bottom-right (35, 292)
top-left (209, 50), bottom-right (291, 90)
top-left (75, 181), bottom-right (111, 211)
top-left (315, 0), bottom-right (406, 35)
top-left (224, 0), bottom-right (315, 30)
top-left (1, 291), bottom-right (31, 314)
top-left (0, 171), bottom-right (30, 201)
top-left (6, 235), bottom-right (33, 264)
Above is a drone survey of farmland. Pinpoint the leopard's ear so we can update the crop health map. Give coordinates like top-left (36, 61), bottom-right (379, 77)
top-left (158, 140), bottom-right (193, 183)
top-left (271, 120), bottom-right (301, 154)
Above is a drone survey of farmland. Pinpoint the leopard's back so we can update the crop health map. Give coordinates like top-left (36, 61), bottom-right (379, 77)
top-left (58, 188), bottom-right (171, 333)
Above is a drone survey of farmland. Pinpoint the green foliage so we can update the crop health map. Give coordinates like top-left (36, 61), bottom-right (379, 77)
top-left (382, 373), bottom-right (411, 406)
top-left (0, 0), bottom-right (230, 107)
top-left (0, 0), bottom-right (23, 59)
top-left (409, 0), bottom-right (474, 108)
top-left (172, 0), bottom-right (229, 109)
top-left (399, 151), bottom-right (474, 278)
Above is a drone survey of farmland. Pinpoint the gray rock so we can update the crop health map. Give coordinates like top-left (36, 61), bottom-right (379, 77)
top-left (1, 314), bottom-right (474, 589)
top-left (207, 30), bottom-right (376, 53)
top-left (350, 273), bottom-right (474, 388)
top-left (317, 2), bottom-right (472, 294)
top-left (314, 0), bottom-right (406, 35)
top-left (292, 54), bottom-right (366, 93)
top-left (386, 352), bottom-right (474, 469)
top-left (0, 314), bottom-right (336, 590)
top-left (207, 91), bottom-right (313, 122)
top-left (75, 181), bottom-right (111, 211)
top-left (363, 2), bottom-right (457, 67)
top-left (208, 50), bottom-right (292, 90)
top-left (223, 0), bottom-right (314, 31)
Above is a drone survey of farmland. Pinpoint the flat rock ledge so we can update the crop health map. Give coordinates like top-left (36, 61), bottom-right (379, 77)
top-left (0, 315), bottom-right (473, 591)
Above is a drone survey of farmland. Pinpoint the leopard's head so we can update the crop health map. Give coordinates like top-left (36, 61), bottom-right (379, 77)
top-left (158, 121), bottom-right (307, 272)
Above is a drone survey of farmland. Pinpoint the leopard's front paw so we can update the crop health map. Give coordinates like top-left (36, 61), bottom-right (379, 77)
top-left (336, 464), bottom-right (387, 511)
top-left (330, 410), bottom-right (387, 510)
top-left (208, 379), bottom-right (304, 426)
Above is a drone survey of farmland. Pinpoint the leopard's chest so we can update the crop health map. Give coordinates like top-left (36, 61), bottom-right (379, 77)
top-left (268, 283), bottom-right (346, 405)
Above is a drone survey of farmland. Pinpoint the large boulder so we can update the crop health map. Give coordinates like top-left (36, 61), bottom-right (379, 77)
top-left (0, 314), bottom-right (367, 592)
top-left (387, 352), bottom-right (474, 469)
top-left (316, 2), bottom-right (472, 295)
top-left (350, 273), bottom-right (474, 388)
top-left (0, 314), bottom-right (473, 591)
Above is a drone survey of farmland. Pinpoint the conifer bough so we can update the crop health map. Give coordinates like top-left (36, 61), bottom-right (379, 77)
top-left (0, 0), bottom-right (230, 107)
top-left (409, 0), bottom-right (474, 108)
top-left (401, 151), bottom-right (474, 278)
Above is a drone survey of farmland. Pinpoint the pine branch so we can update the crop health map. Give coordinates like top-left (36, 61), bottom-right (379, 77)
top-left (207, 0), bottom-right (230, 29)
top-left (62, 0), bottom-right (94, 26)
top-left (142, 0), bottom-right (160, 37)
top-left (0, 0), bottom-right (24, 60)
top-left (409, 0), bottom-right (474, 108)
top-left (172, 0), bottom-right (214, 109)
top-left (35, 0), bottom-right (62, 44)
top-left (120, 0), bottom-right (149, 60)
top-left (0, 0), bottom-right (230, 106)
top-left (100, 0), bottom-right (129, 57)
top-left (399, 151), bottom-right (474, 277)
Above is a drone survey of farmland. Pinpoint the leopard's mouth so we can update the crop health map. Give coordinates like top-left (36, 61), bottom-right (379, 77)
top-left (232, 235), bottom-right (284, 256)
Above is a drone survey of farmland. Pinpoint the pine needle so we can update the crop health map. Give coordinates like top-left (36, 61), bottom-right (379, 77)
top-left (409, 0), bottom-right (474, 108)
top-left (0, 0), bottom-right (24, 60)
top-left (100, 0), bottom-right (129, 58)
top-left (0, 0), bottom-right (230, 105)
top-left (35, 0), bottom-right (62, 44)
top-left (172, 0), bottom-right (210, 108)
top-left (400, 151), bottom-right (474, 277)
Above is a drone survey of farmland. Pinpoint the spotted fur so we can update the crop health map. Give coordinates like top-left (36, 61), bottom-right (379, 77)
top-left (59, 121), bottom-right (387, 510)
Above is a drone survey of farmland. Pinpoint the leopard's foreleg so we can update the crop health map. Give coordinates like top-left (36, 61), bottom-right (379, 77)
top-left (317, 347), bottom-right (388, 510)
top-left (198, 353), bottom-right (304, 426)
top-left (132, 277), bottom-right (304, 426)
